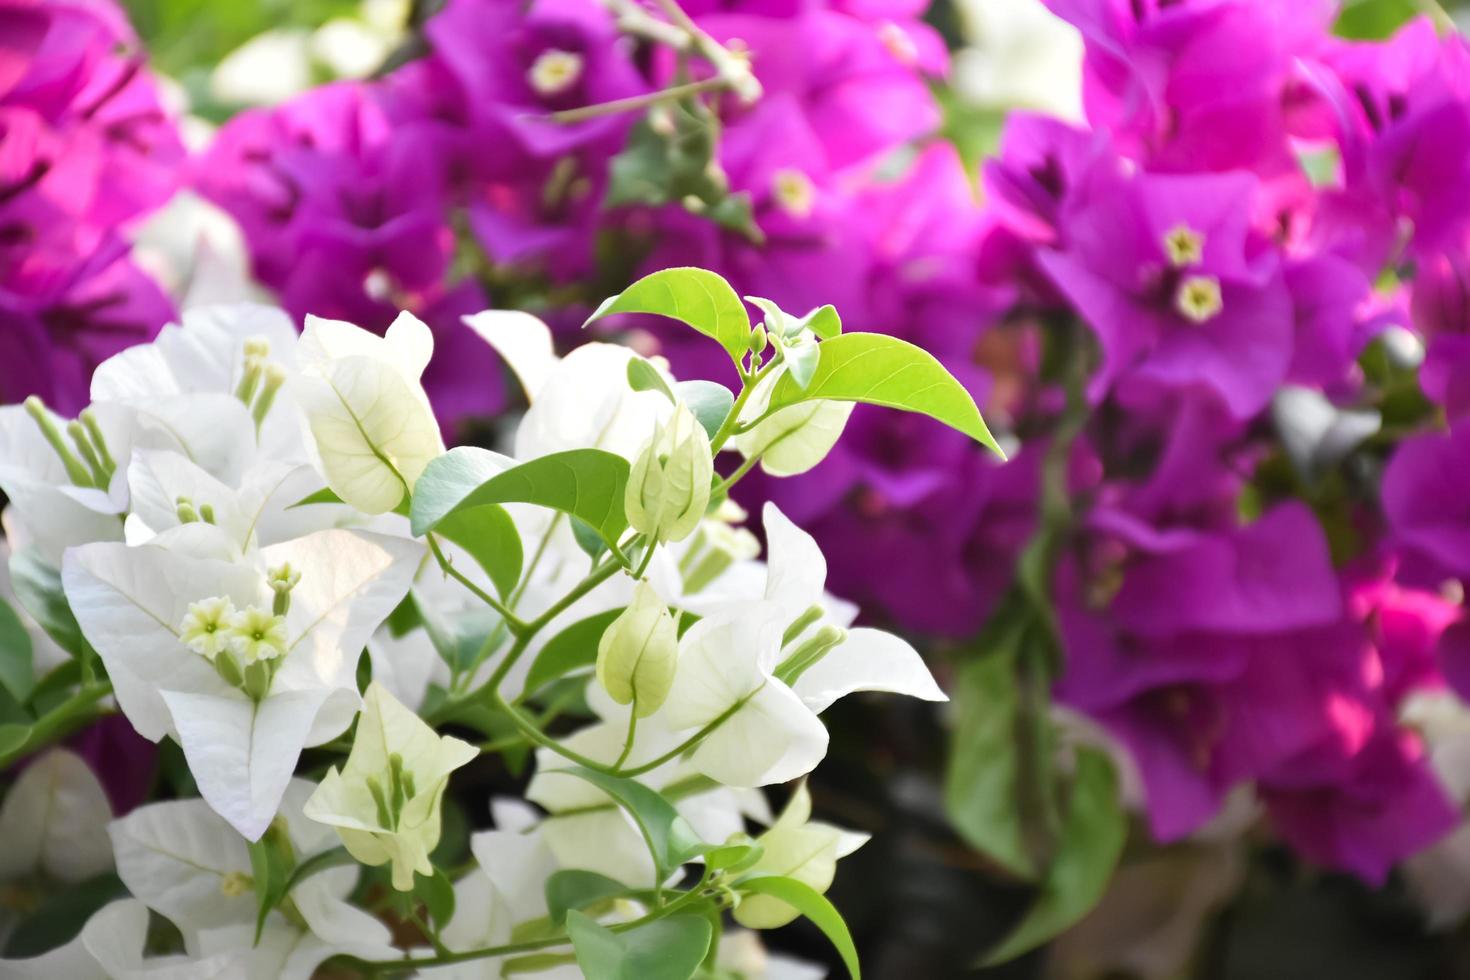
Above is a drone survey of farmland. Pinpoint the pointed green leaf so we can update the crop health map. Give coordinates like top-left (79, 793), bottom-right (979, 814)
top-left (418, 866), bottom-right (458, 931)
top-left (0, 722), bottom-right (31, 759)
top-left (289, 485), bottom-right (409, 517)
top-left (9, 550), bottom-right (86, 659)
top-left (627, 358), bottom-right (675, 402)
top-left (782, 338), bottom-right (820, 391)
top-left (546, 869), bottom-right (630, 925)
top-left (248, 824), bottom-right (296, 943)
top-left (282, 847), bottom-right (354, 895)
top-left (435, 504), bottom-right (523, 599)
top-left (735, 874), bottom-right (861, 980)
top-left (0, 597), bottom-right (35, 702)
top-left (523, 609), bottom-right (625, 695)
top-left (289, 487), bottom-right (345, 508)
top-left (567, 910), bottom-right (712, 980)
top-left (767, 333), bottom-right (1002, 456)
top-left (416, 598), bottom-right (501, 675)
top-left (586, 268), bottom-right (750, 368)
top-left (558, 767), bottom-right (706, 880)
top-left (673, 381), bottom-right (734, 441)
top-left (570, 516), bottom-right (610, 562)
top-left (411, 449), bottom-right (631, 548)
top-left (981, 748), bottom-right (1126, 965)
top-left (704, 839), bottom-right (763, 873)
top-left (943, 637), bottom-right (1038, 881)
top-left (799, 304), bottom-right (841, 340)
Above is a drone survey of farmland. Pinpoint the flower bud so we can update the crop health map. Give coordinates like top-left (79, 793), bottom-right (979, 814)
top-left (305, 683), bottom-right (476, 891)
top-left (268, 562), bottom-right (302, 615)
top-left (748, 325), bottom-right (768, 355)
top-left (625, 404), bottom-right (713, 544)
top-left (596, 582), bottom-right (678, 717)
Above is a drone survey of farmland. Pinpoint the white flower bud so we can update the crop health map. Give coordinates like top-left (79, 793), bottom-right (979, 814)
top-left (625, 404), bottom-right (713, 544)
top-left (596, 582), bottom-right (678, 717)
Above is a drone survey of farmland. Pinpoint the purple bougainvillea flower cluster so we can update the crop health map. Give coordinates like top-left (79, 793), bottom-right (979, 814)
top-left (990, 0), bottom-right (1470, 882)
top-left (0, 0), bottom-right (184, 414)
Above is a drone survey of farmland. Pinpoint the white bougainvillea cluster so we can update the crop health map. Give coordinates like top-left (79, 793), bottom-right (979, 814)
top-left (0, 268), bottom-right (998, 978)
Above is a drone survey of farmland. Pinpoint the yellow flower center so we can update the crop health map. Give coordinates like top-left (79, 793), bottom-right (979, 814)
top-left (1175, 275), bottom-right (1223, 324)
top-left (528, 49), bottom-right (584, 97)
top-left (1163, 225), bottom-right (1205, 267)
top-left (219, 871), bottom-right (253, 897)
top-left (772, 169), bottom-right (816, 219)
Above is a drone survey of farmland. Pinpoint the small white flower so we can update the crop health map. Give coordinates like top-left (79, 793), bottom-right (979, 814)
top-left (227, 605), bottom-right (289, 665)
top-left (180, 596), bottom-right (238, 661)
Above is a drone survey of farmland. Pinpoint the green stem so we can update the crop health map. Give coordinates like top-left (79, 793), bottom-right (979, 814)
top-left (710, 452), bottom-right (760, 498)
top-left (490, 692), bottom-right (619, 772)
top-left (615, 689), bottom-right (756, 778)
top-left (435, 555), bottom-right (626, 726)
top-left (614, 698), bottom-right (639, 770)
top-left (426, 533), bottom-right (526, 633)
top-left (631, 541), bottom-right (657, 580)
top-left (707, 357), bottom-right (780, 455)
top-left (0, 683), bottom-right (114, 768)
top-left (341, 879), bottom-right (713, 969)
top-left (545, 77), bottom-right (728, 124)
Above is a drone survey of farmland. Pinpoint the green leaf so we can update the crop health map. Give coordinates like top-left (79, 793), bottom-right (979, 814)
top-left (503, 952), bottom-right (581, 974)
top-left (673, 381), bottom-right (734, 440)
top-left (435, 504), bottom-right (524, 599)
top-left (586, 268), bottom-right (751, 369)
top-left (0, 872), bottom-right (125, 958)
top-left (943, 637), bottom-right (1039, 881)
top-left (281, 847), bottom-right (355, 896)
top-left (9, 550), bottom-right (87, 659)
top-left (0, 722), bottom-right (30, 758)
top-left (800, 305), bottom-right (841, 340)
top-left (603, 104), bottom-right (761, 243)
top-left (385, 594), bottom-right (422, 638)
top-left (557, 767), bottom-right (706, 880)
top-left (523, 608), bottom-right (624, 696)
top-left (417, 599), bottom-right (501, 676)
top-left (412, 449), bottom-right (631, 550)
top-left (782, 337), bottom-right (820, 391)
top-left (0, 598), bottom-right (35, 702)
top-left (289, 485), bottom-right (408, 517)
top-left (24, 660), bottom-right (79, 715)
top-left (546, 870), bottom-right (631, 926)
top-left (1334, 0), bottom-right (1417, 38)
top-left (980, 748), bottom-right (1126, 965)
top-left (289, 486), bottom-right (345, 508)
top-left (627, 358), bottom-right (675, 402)
top-left (248, 824), bottom-right (296, 943)
top-left (570, 516), bottom-right (610, 562)
top-left (735, 875), bottom-right (861, 980)
top-left (704, 839), bottom-right (763, 873)
top-left (410, 447), bottom-right (507, 534)
top-left (418, 867), bottom-right (458, 931)
top-left (567, 910), bottom-right (712, 980)
top-left (767, 333), bottom-right (1002, 456)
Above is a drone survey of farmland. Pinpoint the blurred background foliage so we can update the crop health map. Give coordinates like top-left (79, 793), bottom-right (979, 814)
top-left (110, 0), bottom-right (1470, 977)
